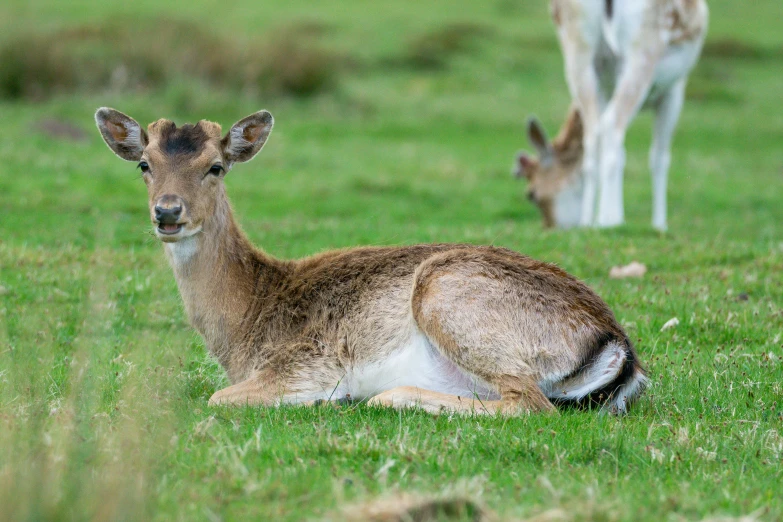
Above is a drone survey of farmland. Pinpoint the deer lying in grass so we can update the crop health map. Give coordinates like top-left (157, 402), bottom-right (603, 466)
top-left (515, 0), bottom-right (708, 230)
top-left (95, 107), bottom-right (647, 414)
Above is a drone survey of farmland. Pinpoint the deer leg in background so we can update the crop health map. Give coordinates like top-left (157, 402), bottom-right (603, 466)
top-left (649, 79), bottom-right (686, 231)
top-left (560, 51), bottom-right (603, 228)
top-left (595, 48), bottom-right (662, 227)
top-left (574, 71), bottom-right (602, 228)
top-left (553, 1), bottom-right (603, 227)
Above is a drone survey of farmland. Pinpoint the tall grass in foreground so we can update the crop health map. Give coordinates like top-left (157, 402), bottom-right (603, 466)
top-left (0, 246), bottom-right (176, 521)
top-left (0, 379), bottom-right (167, 521)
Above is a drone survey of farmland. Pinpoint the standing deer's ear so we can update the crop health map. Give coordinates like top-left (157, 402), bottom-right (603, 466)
top-left (222, 110), bottom-right (274, 164)
top-left (513, 151), bottom-right (538, 179)
top-left (527, 116), bottom-right (553, 166)
top-left (94, 108), bottom-right (148, 161)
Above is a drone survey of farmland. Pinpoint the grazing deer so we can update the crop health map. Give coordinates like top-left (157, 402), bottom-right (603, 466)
top-left (95, 107), bottom-right (647, 414)
top-left (515, 0), bottom-right (708, 230)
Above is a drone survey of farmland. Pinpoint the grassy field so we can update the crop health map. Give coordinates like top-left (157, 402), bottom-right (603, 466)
top-left (1, 0), bottom-right (782, 520)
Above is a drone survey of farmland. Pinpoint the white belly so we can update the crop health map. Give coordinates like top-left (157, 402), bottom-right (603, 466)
top-left (646, 39), bottom-right (704, 103)
top-left (338, 331), bottom-right (499, 401)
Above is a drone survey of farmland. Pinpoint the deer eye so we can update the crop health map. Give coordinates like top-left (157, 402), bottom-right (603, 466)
top-left (138, 161), bottom-right (150, 173)
top-left (207, 164), bottom-right (223, 176)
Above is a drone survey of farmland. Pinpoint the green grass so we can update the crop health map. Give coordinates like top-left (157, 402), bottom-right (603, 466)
top-left (1, 0), bottom-right (782, 520)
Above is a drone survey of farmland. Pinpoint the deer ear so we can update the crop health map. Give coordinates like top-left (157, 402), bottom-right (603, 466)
top-left (567, 107), bottom-right (583, 141)
top-left (513, 151), bottom-right (538, 179)
top-left (222, 110), bottom-right (274, 163)
top-left (558, 107), bottom-right (584, 162)
top-left (94, 108), bottom-right (147, 161)
top-left (527, 116), bottom-right (553, 164)
top-left (561, 106), bottom-right (583, 146)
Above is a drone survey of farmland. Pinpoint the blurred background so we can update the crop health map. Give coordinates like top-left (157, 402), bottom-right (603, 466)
top-left (1, 0), bottom-right (781, 248)
top-left (1, 1), bottom-right (782, 520)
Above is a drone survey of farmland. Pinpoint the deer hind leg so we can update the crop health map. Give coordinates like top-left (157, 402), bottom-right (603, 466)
top-left (649, 79), bottom-right (686, 231)
top-left (397, 253), bottom-right (578, 415)
top-left (369, 376), bottom-right (552, 415)
top-left (368, 387), bottom-right (487, 415)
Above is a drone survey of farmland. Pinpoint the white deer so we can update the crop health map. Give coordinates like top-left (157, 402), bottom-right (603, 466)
top-left (516, 0), bottom-right (708, 230)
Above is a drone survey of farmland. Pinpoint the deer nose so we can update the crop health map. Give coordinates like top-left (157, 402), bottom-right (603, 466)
top-left (527, 191), bottom-right (536, 202)
top-left (154, 196), bottom-right (183, 224)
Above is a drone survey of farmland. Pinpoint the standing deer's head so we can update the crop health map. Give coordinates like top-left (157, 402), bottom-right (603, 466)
top-left (513, 107), bottom-right (584, 228)
top-left (95, 108), bottom-right (273, 243)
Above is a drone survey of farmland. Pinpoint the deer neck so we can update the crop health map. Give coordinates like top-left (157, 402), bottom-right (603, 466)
top-left (162, 192), bottom-right (282, 373)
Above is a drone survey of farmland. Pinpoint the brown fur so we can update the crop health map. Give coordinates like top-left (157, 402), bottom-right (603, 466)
top-left (156, 121), bottom-right (212, 156)
top-left (95, 108), bottom-right (647, 414)
top-left (515, 106), bottom-right (584, 228)
top-left (666, 0), bottom-right (707, 44)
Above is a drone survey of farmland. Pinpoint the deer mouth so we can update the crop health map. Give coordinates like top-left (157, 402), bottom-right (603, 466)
top-left (157, 223), bottom-right (183, 235)
top-left (154, 221), bottom-right (202, 243)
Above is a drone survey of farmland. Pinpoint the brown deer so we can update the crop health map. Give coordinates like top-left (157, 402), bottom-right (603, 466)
top-left (515, 0), bottom-right (708, 230)
top-left (95, 107), bottom-right (647, 414)
top-left (514, 106), bottom-right (585, 229)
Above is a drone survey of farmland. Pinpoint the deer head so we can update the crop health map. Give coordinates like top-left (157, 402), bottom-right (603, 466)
top-left (513, 107), bottom-right (584, 228)
top-left (95, 108), bottom-right (273, 243)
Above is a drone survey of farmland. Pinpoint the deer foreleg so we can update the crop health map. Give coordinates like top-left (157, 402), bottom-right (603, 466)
top-left (554, 16), bottom-right (603, 227)
top-left (208, 370), bottom-right (339, 407)
top-left (564, 66), bottom-right (602, 227)
top-left (595, 51), bottom-right (662, 227)
top-left (567, 66), bottom-right (603, 228)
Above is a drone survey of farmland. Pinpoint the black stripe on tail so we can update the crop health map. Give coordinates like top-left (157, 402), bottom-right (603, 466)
top-left (586, 337), bottom-right (637, 407)
top-left (552, 331), bottom-right (640, 411)
top-left (605, 0), bottom-right (613, 19)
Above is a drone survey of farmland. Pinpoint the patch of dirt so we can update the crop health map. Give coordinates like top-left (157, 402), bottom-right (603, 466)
top-left (341, 493), bottom-right (488, 522)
